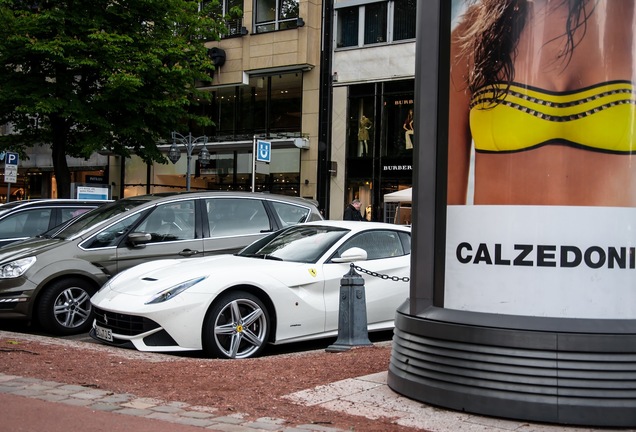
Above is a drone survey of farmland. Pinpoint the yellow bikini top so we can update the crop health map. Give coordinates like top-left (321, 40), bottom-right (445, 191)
top-left (469, 81), bottom-right (636, 154)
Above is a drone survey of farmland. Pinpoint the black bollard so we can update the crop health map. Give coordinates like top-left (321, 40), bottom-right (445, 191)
top-left (326, 263), bottom-right (373, 352)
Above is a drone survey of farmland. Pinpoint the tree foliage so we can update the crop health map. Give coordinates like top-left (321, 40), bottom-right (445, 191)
top-left (0, 0), bottom-right (226, 197)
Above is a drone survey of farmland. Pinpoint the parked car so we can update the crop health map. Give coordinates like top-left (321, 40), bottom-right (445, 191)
top-left (90, 221), bottom-right (411, 359)
top-left (0, 191), bottom-right (322, 335)
top-left (0, 199), bottom-right (109, 248)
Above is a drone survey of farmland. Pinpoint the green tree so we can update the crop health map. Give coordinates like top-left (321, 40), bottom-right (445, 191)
top-left (0, 0), bottom-right (226, 198)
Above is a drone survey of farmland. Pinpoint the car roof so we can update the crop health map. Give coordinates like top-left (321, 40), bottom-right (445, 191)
top-left (302, 220), bottom-right (411, 232)
top-left (109, 192), bottom-right (321, 212)
top-left (0, 193), bottom-right (318, 210)
top-left (125, 191), bottom-right (319, 206)
top-left (0, 199), bottom-right (110, 209)
top-left (0, 199), bottom-right (110, 219)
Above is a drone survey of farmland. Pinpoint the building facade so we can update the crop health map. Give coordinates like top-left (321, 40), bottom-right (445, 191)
top-left (1, 0), bottom-right (417, 222)
top-left (1, 0), bottom-right (322, 206)
top-left (120, 0), bottom-right (324, 210)
top-left (0, 138), bottom-right (111, 202)
top-left (328, 0), bottom-right (416, 221)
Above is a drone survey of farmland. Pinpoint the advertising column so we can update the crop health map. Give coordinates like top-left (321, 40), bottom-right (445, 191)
top-left (445, 0), bottom-right (636, 319)
top-left (388, 1), bottom-right (636, 427)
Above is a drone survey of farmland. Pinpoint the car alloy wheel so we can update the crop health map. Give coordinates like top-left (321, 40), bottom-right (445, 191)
top-left (37, 277), bottom-right (97, 336)
top-left (203, 291), bottom-right (270, 359)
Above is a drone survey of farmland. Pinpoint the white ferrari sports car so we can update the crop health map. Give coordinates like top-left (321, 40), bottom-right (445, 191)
top-left (90, 220), bottom-right (411, 359)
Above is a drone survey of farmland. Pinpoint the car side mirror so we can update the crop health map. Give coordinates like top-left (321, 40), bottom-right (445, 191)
top-left (332, 247), bottom-right (368, 263)
top-left (127, 232), bottom-right (152, 247)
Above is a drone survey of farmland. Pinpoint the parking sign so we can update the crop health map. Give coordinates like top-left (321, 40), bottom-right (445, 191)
top-left (5, 152), bottom-right (18, 166)
top-left (4, 152), bottom-right (18, 183)
top-left (256, 140), bottom-right (271, 163)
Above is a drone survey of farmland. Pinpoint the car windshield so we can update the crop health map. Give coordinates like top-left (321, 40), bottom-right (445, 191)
top-left (43, 198), bottom-right (152, 240)
top-left (238, 225), bottom-right (349, 263)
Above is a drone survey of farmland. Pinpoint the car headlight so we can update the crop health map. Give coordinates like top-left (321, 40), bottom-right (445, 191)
top-left (145, 276), bottom-right (207, 305)
top-left (0, 257), bottom-right (36, 279)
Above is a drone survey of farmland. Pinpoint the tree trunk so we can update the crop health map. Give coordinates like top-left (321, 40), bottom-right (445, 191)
top-left (51, 117), bottom-right (72, 199)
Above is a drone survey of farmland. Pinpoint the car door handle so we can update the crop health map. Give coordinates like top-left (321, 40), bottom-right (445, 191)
top-left (179, 249), bottom-right (201, 257)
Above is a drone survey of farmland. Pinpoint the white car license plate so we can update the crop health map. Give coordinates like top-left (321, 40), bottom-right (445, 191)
top-left (95, 325), bottom-right (113, 342)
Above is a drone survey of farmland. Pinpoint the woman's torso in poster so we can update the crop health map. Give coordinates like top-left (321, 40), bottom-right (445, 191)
top-left (449, 0), bottom-right (636, 206)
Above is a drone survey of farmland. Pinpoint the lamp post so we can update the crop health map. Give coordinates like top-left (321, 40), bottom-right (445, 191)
top-left (167, 132), bottom-right (211, 191)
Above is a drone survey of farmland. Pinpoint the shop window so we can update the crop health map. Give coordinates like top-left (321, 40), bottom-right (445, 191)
top-left (245, 73), bottom-right (302, 136)
top-left (269, 74), bottom-right (302, 133)
top-left (215, 87), bottom-right (238, 137)
top-left (195, 72), bottom-right (302, 140)
top-left (382, 94), bottom-right (414, 157)
top-left (349, 95), bottom-right (375, 158)
top-left (203, 148), bottom-right (301, 196)
top-left (255, 0), bottom-right (299, 33)
top-left (238, 78), bottom-right (266, 135)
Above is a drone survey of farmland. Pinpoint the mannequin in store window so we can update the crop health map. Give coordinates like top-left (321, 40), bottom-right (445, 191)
top-left (403, 109), bottom-right (414, 150)
top-left (358, 115), bottom-right (373, 157)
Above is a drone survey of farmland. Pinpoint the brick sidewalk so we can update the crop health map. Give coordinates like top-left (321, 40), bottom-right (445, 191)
top-left (0, 374), bottom-right (346, 432)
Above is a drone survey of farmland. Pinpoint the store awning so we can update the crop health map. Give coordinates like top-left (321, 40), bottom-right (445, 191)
top-left (383, 187), bottom-right (412, 203)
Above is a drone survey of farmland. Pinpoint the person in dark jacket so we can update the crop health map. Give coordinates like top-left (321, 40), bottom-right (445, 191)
top-left (343, 199), bottom-right (365, 221)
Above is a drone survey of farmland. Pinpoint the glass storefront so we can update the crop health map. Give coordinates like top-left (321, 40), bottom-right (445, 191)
top-left (389, 2), bottom-right (636, 426)
top-left (0, 147), bottom-right (109, 202)
top-left (345, 79), bottom-right (414, 221)
top-left (202, 147), bottom-right (301, 195)
top-left (191, 72), bottom-right (303, 140)
top-left (125, 144), bottom-right (300, 198)
top-left (138, 71), bottom-right (305, 197)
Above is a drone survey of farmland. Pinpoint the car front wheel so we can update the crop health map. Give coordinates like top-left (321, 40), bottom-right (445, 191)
top-left (203, 291), bottom-right (270, 359)
top-left (37, 278), bottom-right (97, 336)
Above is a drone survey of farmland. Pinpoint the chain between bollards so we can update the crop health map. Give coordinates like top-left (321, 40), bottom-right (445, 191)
top-left (353, 264), bottom-right (410, 282)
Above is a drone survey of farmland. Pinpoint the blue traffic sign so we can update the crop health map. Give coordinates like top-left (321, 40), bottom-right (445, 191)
top-left (5, 152), bottom-right (18, 166)
top-left (256, 140), bottom-right (271, 163)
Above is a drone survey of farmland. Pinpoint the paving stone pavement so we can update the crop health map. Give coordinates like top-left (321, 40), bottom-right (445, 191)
top-left (284, 372), bottom-right (636, 432)
top-left (4, 370), bottom-right (636, 432)
top-left (2, 329), bottom-right (636, 432)
top-left (0, 373), bottom-right (346, 432)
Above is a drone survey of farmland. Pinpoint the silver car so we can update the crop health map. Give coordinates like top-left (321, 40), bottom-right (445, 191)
top-left (0, 199), bottom-right (109, 247)
top-left (0, 191), bottom-right (323, 335)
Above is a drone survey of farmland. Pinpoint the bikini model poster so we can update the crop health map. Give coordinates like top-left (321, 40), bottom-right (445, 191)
top-left (444, 0), bottom-right (636, 319)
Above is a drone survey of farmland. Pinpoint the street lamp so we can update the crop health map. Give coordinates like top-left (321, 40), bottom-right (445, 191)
top-left (167, 132), bottom-right (211, 191)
